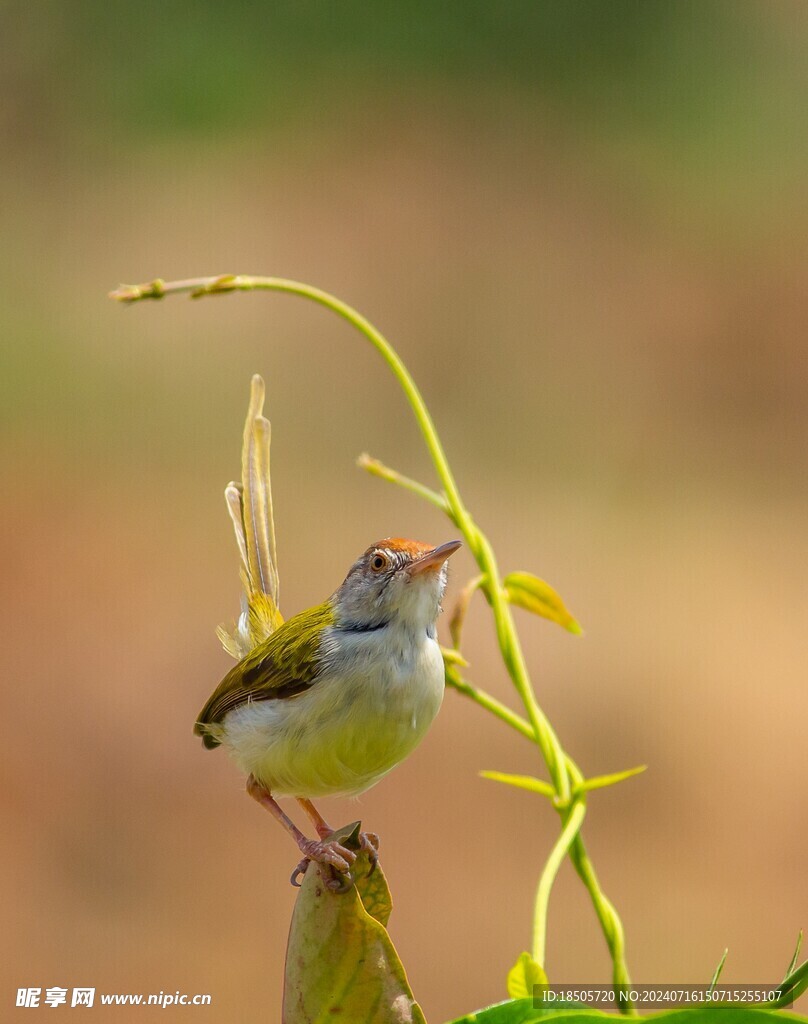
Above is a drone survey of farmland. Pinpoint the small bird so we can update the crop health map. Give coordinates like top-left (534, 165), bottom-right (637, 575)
top-left (195, 536), bottom-right (461, 890)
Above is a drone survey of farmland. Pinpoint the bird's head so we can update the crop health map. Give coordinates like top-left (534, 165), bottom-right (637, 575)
top-left (333, 537), bottom-right (462, 635)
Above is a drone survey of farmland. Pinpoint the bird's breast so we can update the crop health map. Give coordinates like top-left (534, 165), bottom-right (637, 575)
top-left (219, 627), bottom-right (445, 798)
top-left (326, 625), bottom-right (445, 733)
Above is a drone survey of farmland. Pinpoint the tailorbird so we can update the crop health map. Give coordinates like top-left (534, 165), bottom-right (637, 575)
top-left (195, 536), bottom-right (461, 890)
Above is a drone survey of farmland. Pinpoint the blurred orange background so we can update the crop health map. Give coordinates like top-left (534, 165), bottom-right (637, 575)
top-left (1, 2), bottom-right (806, 1020)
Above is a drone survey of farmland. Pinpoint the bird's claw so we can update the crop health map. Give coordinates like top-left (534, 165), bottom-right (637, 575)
top-left (289, 830), bottom-right (380, 889)
top-left (290, 839), bottom-right (357, 892)
top-left (326, 867), bottom-right (354, 894)
top-left (290, 857), bottom-right (354, 893)
top-left (359, 831), bottom-right (380, 875)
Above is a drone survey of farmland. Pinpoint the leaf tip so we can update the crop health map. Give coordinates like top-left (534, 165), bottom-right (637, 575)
top-left (441, 646), bottom-right (469, 668)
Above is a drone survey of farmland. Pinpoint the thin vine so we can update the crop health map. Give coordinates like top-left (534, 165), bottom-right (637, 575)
top-left (111, 273), bottom-right (642, 1011)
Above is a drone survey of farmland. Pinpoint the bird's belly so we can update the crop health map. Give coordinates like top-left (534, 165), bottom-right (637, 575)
top-left (219, 640), bottom-right (444, 798)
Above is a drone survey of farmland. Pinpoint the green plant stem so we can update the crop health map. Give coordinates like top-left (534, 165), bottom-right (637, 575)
top-left (444, 664), bottom-right (535, 742)
top-left (111, 273), bottom-right (633, 1010)
top-left (114, 275), bottom-right (569, 793)
top-left (356, 454), bottom-right (449, 513)
top-left (466, 693), bottom-right (633, 1003)
top-left (533, 800), bottom-right (587, 967)
top-left (770, 957), bottom-right (808, 1009)
top-left (568, 834), bottom-right (632, 1004)
top-left (473, 532), bottom-right (571, 801)
top-left (114, 273), bottom-right (475, 522)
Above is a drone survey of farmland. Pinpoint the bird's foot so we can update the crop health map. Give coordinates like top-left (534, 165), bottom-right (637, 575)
top-left (290, 838), bottom-right (357, 893)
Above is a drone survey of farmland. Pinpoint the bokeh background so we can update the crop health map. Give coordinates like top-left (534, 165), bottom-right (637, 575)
top-left (2, 1), bottom-right (807, 1019)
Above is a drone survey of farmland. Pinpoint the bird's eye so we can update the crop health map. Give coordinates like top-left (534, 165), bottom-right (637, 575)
top-left (370, 552), bottom-right (389, 572)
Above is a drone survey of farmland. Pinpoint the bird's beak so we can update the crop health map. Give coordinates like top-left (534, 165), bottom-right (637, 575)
top-left (407, 540), bottom-right (462, 576)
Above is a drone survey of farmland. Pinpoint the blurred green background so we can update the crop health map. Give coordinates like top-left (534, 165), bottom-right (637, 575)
top-left (2, 1), bottom-right (807, 1020)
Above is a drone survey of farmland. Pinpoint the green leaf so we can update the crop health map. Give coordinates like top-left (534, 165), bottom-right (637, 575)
top-left (283, 839), bottom-right (425, 1023)
top-left (481, 766), bottom-right (646, 804)
top-left (353, 855), bottom-right (393, 929)
top-left (480, 771), bottom-right (556, 800)
top-left (707, 947), bottom-right (728, 995)
top-left (441, 645), bottom-right (470, 669)
top-left (577, 765), bottom-right (647, 793)
top-left (503, 572), bottom-right (582, 635)
top-left (443, 997), bottom-right (552, 1024)
top-left (445, 1007), bottom-right (805, 1024)
top-left (633, 1013), bottom-right (805, 1024)
top-left (770, 955), bottom-right (808, 1009)
top-left (783, 930), bottom-right (803, 983)
top-left (507, 952), bottom-right (548, 1000)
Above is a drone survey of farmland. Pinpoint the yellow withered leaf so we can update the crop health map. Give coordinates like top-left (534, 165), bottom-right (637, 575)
top-left (503, 572), bottom-right (582, 635)
top-left (283, 843), bottom-right (426, 1024)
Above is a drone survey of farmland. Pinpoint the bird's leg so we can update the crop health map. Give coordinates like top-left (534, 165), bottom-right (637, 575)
top-left (296, 797), bottom-right (335, 839)
top-left (246, 775), bottom-right (356, 892)
top-left (298, 797), bottom-right (381, 876)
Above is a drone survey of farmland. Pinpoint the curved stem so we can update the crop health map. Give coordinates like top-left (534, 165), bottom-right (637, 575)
top-left (444, 663), bottom-right (535, 742)
top-left (532, 800), bottom-right (587, 967)
top-left (568, 835), bottom-right (633, 1009)
top-left (357, 454), bottom-right (449, 514)
top-left (111, 272), bottom-right (632, 1007)
top-left (113, 274), bottom-right (571, 799)
top-left (474, 530), bottom-right (570, 801)
top-left (130, 275), bottom-right (476, 533)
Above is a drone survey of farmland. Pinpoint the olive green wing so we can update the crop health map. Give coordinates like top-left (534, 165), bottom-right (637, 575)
top-left (194, 602), bottom-right (335, 748)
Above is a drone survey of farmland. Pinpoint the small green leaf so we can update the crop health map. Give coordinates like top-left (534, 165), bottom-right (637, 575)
top-left (577, 765), bottom-right (647, 793)
top-left (503, 572), bottom-right (582, 635)
top-left (441, 645), bottom-right (470, 668)
top-left (507, 952), bottom-right (548, 1000)
top-left (784, 930), bottom-right (803, 982)
top-left (480, 771), bottom-right (556, 800)
top-left (707, 947), bottom-right (728, 994)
